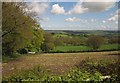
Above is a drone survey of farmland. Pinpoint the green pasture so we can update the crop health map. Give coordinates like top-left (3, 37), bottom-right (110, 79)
top-left (53, 33), bottom-right (68, 38)
top-left (53, 46), bottom-right (92, 52)
top-left (52, 44), bottom-right (119, 52)
top-left (99, 44), bottom-right (120, 50)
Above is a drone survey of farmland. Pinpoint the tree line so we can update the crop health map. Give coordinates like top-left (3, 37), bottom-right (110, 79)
top-left (40, 32), bottom-right (120, 52)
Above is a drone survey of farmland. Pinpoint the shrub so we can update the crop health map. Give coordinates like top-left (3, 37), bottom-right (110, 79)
top-left (17, 48), bottom-right (28, 54)
top-left (109, 37), bottom-right (120, 44)
top-left (41, 33), bottom-right (55, 52)
top-left (41, 43), bottom-right (55, 52)
top-left (86, 36), bottom-right (105, 50)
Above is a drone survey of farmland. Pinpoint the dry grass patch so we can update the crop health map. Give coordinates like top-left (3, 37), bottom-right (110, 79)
top-left (2, 51), bottom-right (119, 77)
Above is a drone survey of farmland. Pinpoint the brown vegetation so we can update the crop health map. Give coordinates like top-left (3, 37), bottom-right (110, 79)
top-left (2, 51), bottom-right (119, 77)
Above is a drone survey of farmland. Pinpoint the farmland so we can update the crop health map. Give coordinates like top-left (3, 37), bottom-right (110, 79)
top-left (53, 46), bottom-right (92, 52)
top-left (52, 44), bottom-right (119, 52)
top-left (2, 51), bottom-right (119, 81)
top-left (45, 30), bottom-right (120, 53)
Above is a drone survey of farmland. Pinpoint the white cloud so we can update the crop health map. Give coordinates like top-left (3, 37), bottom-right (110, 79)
top-left (108, 16), bottom-right (117, 21)
top-left (101, 25), bottom-right (107, 29)
top-left (115, 21), bottom-right (118, 24)
top-left (67, 0), bottom-right (115, 14)
top-left (83, 0), bottom-right (115, 12)
top-left (108, 9), bottom-right (120, 21)
top-left (50, 0), bottom-right (116, 15)
top-left (2, 1), bottom-right (49, 16)
top-left (51, 4), bottom-right (65, 15)
top-left (26, 2), bottom-right (49, 15)
top-left (67, 3), bottom-right (88, 14)
top-left (41, 17), bottom-right (50, 21)
top-left (83, 0), bottom-right (115, 2)
top-left (91, 19), bottom-right (96, 22)
top-left (65, 17), bottom-right (80, 22)
top-left (102, 20), bottom-right (106, 23)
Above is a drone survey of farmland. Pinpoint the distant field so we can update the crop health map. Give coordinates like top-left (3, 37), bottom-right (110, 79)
top-left (52, 44), bottom-right (119, 52)
top-left (53, 33), bottom-right (68, 37)
top-left (53, 46), bottom-right (92, 52)
top-left (99, 44), bottom-right (119, 50)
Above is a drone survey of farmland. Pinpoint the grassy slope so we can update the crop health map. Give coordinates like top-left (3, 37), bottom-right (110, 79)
top-left (2, 51), bottom-right (119, 77)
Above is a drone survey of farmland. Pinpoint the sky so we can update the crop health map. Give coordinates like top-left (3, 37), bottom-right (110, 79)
top-left (3, 0), bottom-right (120, 30)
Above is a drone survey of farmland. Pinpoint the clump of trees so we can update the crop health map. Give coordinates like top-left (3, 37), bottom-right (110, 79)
top-left (41, 33), bottom-right (55, 51)
top-left (55, 37), bottom-right (86, 46)
top-left (2, 2), bottom-right (44, 56)
top-left (86, 35), bottom-right (105, 50)
top-left (108, 36), bottom-right (120, 44)
top-left (54, 38), bottom-right (64, 46)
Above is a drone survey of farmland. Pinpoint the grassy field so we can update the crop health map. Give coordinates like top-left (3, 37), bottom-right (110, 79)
top-left (53, 45), bottom-right (92, 52)
top-left (53, 33), bottom-right (69, 38)
top-left (52, 44), bottom-right (119, 52)
top-left (99, 44), bottom-right (119, 50)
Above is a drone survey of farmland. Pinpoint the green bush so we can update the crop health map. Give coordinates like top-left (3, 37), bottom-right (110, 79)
top-left (17, 48), bottom-right (28, 54)
top-left (41, 43), bottom-right (55, 52)
top-left (76, 58), bottom-right (120, 81)
top-left (86, 35), bottom-right (105, 50)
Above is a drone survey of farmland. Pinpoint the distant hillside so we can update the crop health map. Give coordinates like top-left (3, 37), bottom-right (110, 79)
top-left (45, 30), bottom-right (120, 36)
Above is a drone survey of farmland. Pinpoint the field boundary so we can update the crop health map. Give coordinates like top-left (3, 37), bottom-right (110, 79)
top-left (43, 49), bottom-right (120, 53)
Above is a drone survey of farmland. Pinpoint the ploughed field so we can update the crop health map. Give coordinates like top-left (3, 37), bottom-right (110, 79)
top-left (2, 51), bottom-right (119, 78)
